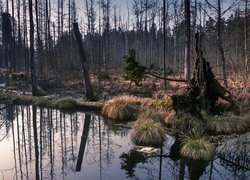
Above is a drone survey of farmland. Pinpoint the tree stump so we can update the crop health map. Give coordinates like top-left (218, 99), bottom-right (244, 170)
top-left (173, 33), bottom-right (238, 115)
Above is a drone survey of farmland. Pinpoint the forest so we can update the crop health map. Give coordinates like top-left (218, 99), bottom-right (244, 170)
top-left (0, 0), bottom-right (249, 179)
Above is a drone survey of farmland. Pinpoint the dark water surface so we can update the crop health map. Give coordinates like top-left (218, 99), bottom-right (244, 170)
top-left (0, 105), bottom-right (249, 180)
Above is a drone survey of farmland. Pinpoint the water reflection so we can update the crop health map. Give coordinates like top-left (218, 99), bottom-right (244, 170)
top-left (0, 105), bottom-right (249, 179)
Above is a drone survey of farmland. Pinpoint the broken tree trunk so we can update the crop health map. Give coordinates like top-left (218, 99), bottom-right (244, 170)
top-left (73, 22), bottom-right (95, 101)
top-left (173, 33), bottom-right (238, 115)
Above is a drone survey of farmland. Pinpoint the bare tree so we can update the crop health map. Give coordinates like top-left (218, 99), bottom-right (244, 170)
top-left (28, 0), bottom-right (37, 95)
top-left (244, 0), bottom-right (248, 82)
top-left (163, 0), bottom-right (167, 90)
top-left (205, 0), bottom-right (241, 88)
top-left (184, 0), bottom-right (191, 83)
top-left (73, 22), bottom-right (95, 100)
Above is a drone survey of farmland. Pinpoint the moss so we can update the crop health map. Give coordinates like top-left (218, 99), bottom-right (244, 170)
top-left (180, 136), bottom-right (214, 161)
top-left (33, 96), bottom-right (55, 107)
top-left (95, 102), bottom-right (104, 108)
top-left (52, 97), bottom-right (77, 110)
top-left (0, 91), bottom-right (12, 101)
top-left (11, 95), bottom-right (33, 105)
top-left (153, 98), bottom-right (173, 110)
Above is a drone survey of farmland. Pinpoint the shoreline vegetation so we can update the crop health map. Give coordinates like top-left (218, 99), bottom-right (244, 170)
top-left (0, 72), bottom-right (249, 161)
top-left (0, 90), bottom-right (103, 111)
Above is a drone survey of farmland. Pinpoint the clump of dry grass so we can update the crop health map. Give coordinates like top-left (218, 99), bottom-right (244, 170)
top-left (102, 95), bottom-right (140, 121)
top-left (242, 113), bottom-right (250, 129)
top-left (237, 93), bottom-right (250, 115)
top-left (131, 111), bottom-right (166, 147)
top-left (171, 112), bottom-right (204, 134)
top-left (180, 136), bottom-right (214, 161)
top-left (135, 110), bottom-right (165, 124)
top-left (112, 95), bottom-right (140, 103)
top-left (206, 114), bottom-right (249, 135)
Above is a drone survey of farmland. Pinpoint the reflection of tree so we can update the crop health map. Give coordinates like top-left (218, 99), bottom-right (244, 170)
top-left (32, 105), bottom-right (40, 180)
top-left (185, 159), bottom-right (208, 180)
top-left (76, 113), bottom-right (91, 171)
top-left (216, 133), bottom-right (250, 179)
top-left (86, 116), bottom-right (117, 171)
top-left (2, 106), bottom-right (249, 179)
top-left (120, 150), bottom-right (146, 178)
top-left (0, 104), bottom-right (14, 141)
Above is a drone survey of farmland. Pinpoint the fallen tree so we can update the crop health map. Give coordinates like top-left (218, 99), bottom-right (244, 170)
top-left (122, 33), bottom-right (238, 115)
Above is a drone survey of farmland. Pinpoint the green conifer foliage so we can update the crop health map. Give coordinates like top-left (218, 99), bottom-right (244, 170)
top-left (122, 49), bottom-right (146, 86)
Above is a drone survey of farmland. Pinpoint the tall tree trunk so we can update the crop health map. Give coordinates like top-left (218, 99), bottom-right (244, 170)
top-left (184, 0), bottom-right (191, 83)
top-left (17, 0), bottom-right (21, 72)
top-left (217, 0), bottom-right (227, 88)
top-left (163, 0), bottom-right (167, 90)
top-left (11, 0), bottom-right (16, 72)
top-left (73, 22), bottom-right (95, 101)
top-left (28, 0), bottom-right (37, 96)
top-left (35, 0), bottom-right (42, 75)
top-left (23, 0), bottom-right (28, 75)
top-left (244, 0), bottom-right (248, 82)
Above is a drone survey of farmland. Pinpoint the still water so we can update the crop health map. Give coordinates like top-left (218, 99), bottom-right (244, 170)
top-left (0, 105), bottom-right (249, 180)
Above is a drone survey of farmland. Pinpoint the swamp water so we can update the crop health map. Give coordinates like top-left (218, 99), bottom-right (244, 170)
top-left (0, 105), bottom-right (249, 180)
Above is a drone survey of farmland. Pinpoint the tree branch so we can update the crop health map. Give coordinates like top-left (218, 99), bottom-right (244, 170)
top-left (205, 0), bottom-right (218, 11)
top-left (200, 5), bottom-right (216, 23)
top-left (221, 0), bottom-right (241, 16)
top-left (146, 71), bottom-right (187, 82)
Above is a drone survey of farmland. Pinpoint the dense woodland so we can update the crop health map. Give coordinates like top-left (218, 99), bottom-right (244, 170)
top-left (0, 2), bottom-right (249, 179)
top-left (0, 0), bottom-right (248, 88)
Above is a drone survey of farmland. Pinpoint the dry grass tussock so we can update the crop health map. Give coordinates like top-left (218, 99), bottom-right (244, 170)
top-left (180, 136), bottom-right (214, 161)
top-left (131, 117), bottom-right (166, 147)
top-left (171, 112), bottom-right (204, 134)
top-left (135, 110), bottom-right (165, 124)
top-left (131, 111), bottom-right (166, 147)
top-left (242, 113), bottom-right (250, 129)
top-left (237, 93), bottom-right (250, 115)
top-left (102, 95), bottom-right (140, 121)
top-left (111, 95), bottom-right (140, 104)
top-left (206, 114), bottom-right (249, 135)
top-left (140, 98), bottom-right (175, 124)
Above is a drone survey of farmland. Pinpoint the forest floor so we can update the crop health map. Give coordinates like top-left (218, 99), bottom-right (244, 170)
top-left (4, 71), bottom-right (249, 115)
top-left (5, 71), bottom-right (250, 101)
